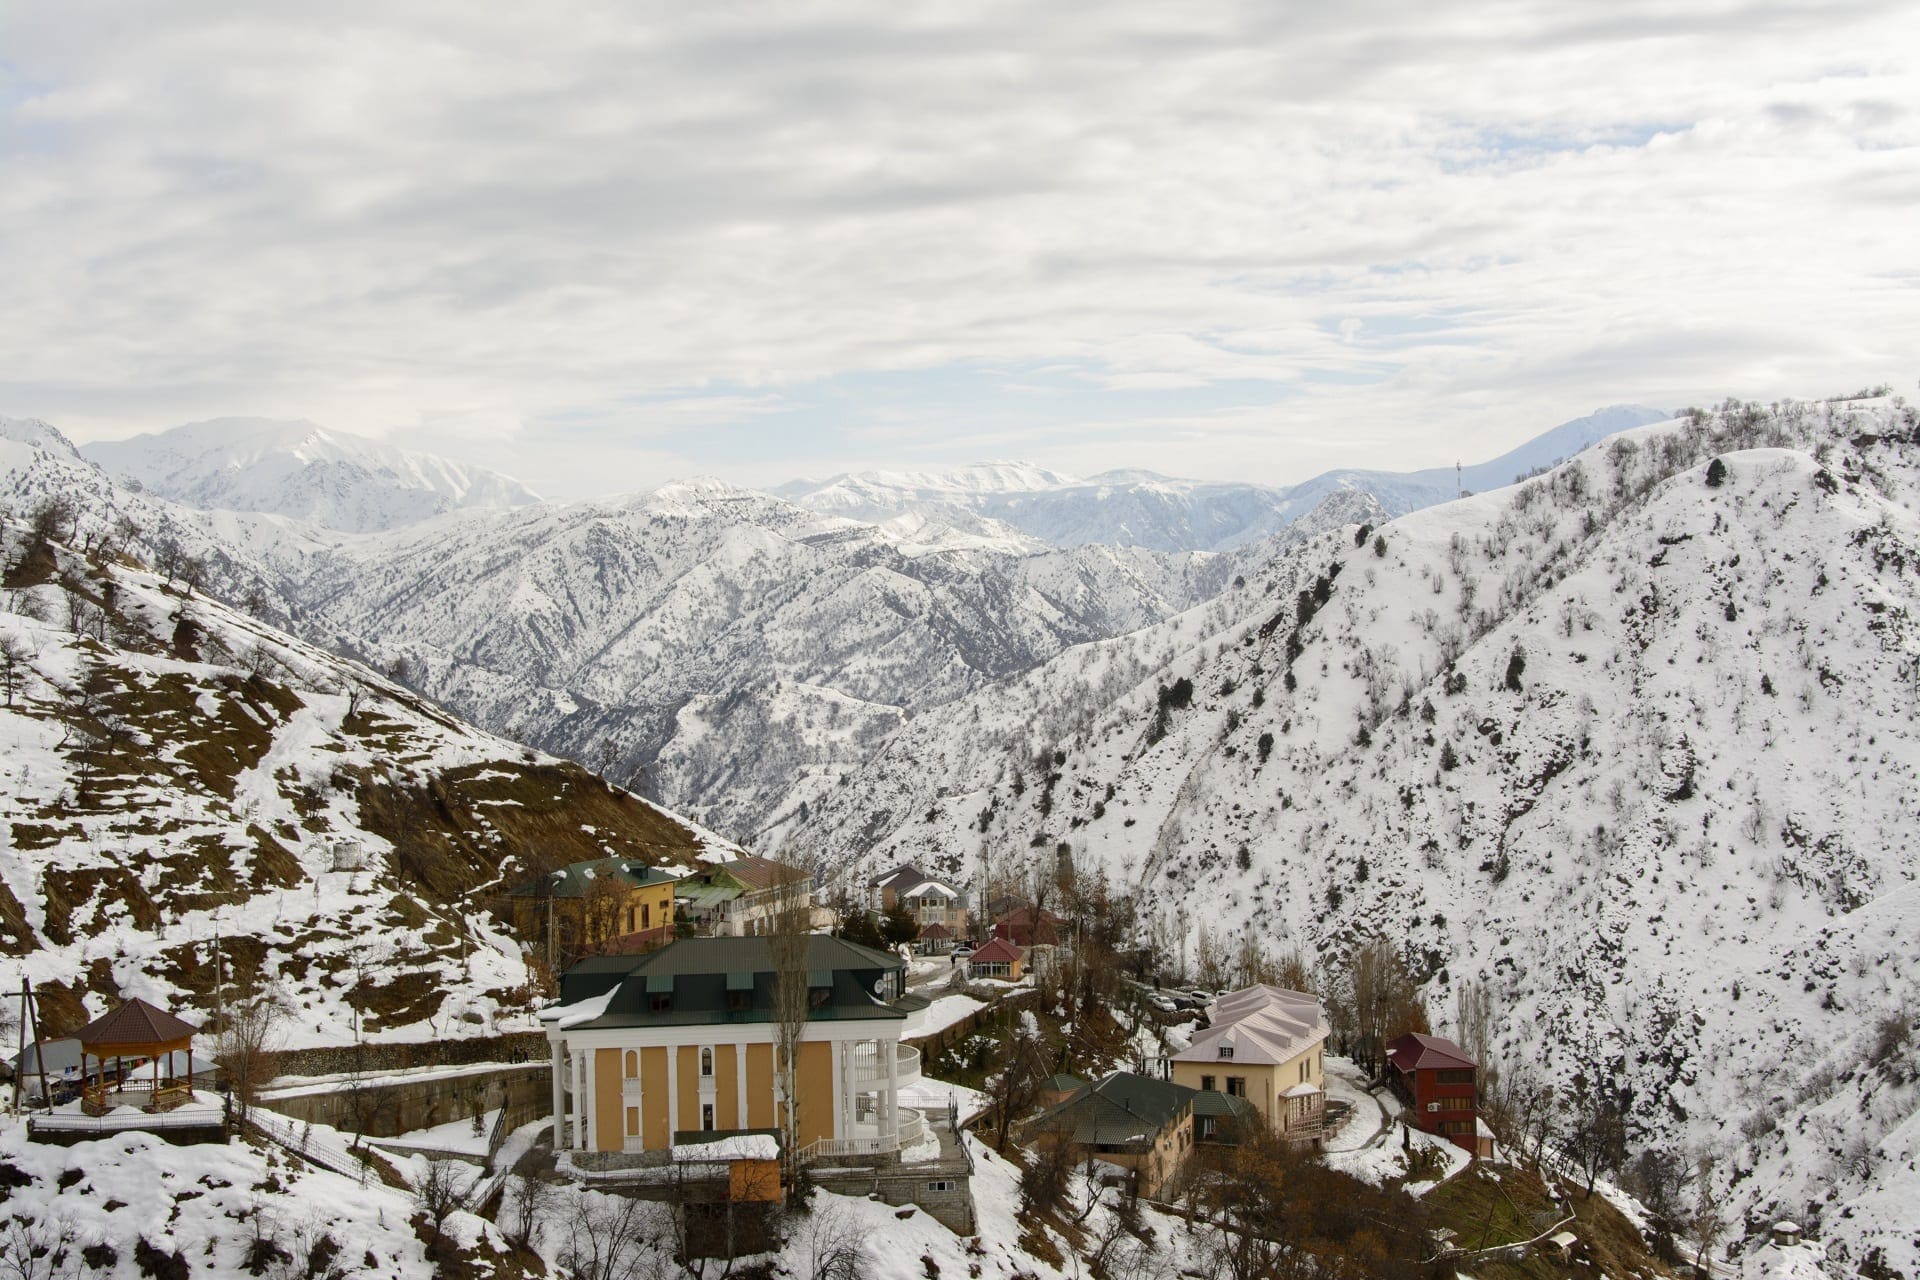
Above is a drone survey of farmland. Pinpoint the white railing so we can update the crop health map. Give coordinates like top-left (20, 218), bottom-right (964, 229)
top-left (797, 1107), bottom-right (925, 1162)
top-left (851, 1043), bottom-right (920, 1085)
top-left (622, 1077), bottom-right (644, 1098)
top-left (247, 1109), bottom-right (380, 1186)
top-left (29, 1107), bottom-right (225, 1136)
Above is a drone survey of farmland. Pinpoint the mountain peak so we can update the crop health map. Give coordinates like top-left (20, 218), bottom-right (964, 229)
top-left (80, 416), bottom-right (541, 532)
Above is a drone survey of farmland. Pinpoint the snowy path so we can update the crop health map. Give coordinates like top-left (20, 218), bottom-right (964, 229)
top-left (1321, 1056), bottom-right (1392, 1154)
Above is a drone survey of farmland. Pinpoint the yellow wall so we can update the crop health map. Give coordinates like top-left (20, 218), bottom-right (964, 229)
top-left (1171, 1060), bottom-right (1279, 1128)
top-left (795, 1041), bottom-right (835, 1146)
top-left (745, 1043), bottom-right (775, 1129)
top-left (641, 1046), bottom-right (669, 1149)
top-left (593, 1048), bottom-right (623, 1152)
top-left (675, 1045), bottom-right (698, 1136)
top-left (715, 1044), bottom-right (739, 1129)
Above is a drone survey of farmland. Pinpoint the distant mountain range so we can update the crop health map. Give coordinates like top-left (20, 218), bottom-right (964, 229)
top-left (81, 416), bottom-right (542, 533)
top-left (775, 405), bottom-right (1671, 552)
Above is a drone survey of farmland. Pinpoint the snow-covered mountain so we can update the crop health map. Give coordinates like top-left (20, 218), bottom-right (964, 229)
top-left (0, 506), bottom-right (729, 1048)
top-left (82, 416), bottom-right (541, 532)
top-left (784, 395), bottom-right (1920, 1273)
top-left (777, 406), bottom-right (1671, 552)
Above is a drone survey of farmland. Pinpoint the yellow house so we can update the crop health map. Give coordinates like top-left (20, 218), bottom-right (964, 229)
top-left (1168, 984), bottom-right (1328, 1143)
top-left (507, 857), bottom-right (679, 965)
top-left (542, 935), bottom-right (924, 1161)
top-left (1026, 1072), bottom-right (1196, 1198)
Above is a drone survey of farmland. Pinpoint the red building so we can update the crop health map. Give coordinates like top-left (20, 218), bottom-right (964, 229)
top-left (1385, 1032), bottom-right (1492, 1158)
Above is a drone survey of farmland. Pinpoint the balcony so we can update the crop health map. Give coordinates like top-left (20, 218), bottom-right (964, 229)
top-left (798, 1107), bottom-right (925, 1161)
top-left (622, 1076), bottom-right (644, 1099)
top-left (851, 1042), bottom-right (920, 1086)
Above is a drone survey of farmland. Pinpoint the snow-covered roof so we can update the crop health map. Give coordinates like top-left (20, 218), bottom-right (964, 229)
top-left (1172, 984), bottom-right (1327, 1066)
top-left (671, 1134), bottom-right (779, 1162)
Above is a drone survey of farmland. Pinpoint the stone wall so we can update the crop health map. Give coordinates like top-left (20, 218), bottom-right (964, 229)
top-left (267, 1030), bottom-right (548, 1081)
top-left (259, 1063), bottom-right (549, 1139)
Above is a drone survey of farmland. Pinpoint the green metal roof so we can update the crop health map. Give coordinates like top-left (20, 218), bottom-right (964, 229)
top-left (506, 857), bottom-right (681, 901)
top-left (1030, 1072), bottom-right (1196, 1150)
top-left (555, 935), bottom-right (909, 1030)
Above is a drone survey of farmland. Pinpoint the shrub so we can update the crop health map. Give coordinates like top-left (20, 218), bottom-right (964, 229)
top-left (1257, 731), bottom-right (1274, 764)
top-left (1705, 457), bottom-right (1728, 488)
top-left (1374, 534), bottom-right (1388, 558)
top-left (1504, 647), bottom-right (1526, 692)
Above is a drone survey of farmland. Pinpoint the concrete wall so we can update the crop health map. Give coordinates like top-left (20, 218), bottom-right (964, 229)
top-left (260, 1063), bottom-right (548, 1139)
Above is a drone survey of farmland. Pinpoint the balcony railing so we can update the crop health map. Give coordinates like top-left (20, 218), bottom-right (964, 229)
top-left (797, 1107), bottom-right (925, 1162)
top-left (851, 1043), bottom-right (920, 1085)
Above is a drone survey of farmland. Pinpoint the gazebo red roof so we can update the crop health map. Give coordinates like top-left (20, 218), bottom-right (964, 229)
top-left (76, 997), bottom-right (199, 1053)
top-left (1386, 1032), bottom-right (1475, 1073)
top-left (920, 923), bottom-right (953, 940)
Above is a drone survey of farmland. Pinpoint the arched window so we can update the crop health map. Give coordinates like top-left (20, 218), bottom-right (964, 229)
top-left (700, 1047), bottom-right (714, 1077)
top-left (624, 1050), bottom-right (639, 1079)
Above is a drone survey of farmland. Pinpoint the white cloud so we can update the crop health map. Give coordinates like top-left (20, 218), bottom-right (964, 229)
top-left (1, 0), bottom-right (1916, 493)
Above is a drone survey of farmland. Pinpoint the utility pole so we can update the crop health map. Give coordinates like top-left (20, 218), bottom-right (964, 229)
top-left (6, 978), bottom-right (53, 1114)
top-left (1456, 460), bottom-right (1463, 498)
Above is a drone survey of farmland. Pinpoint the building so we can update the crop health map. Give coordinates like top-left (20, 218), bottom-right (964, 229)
top-left (504, 856), bottom-right (679, 964)
top-left (870, 863), bottom-right (929, 909)
top-left (1027, 1071), bottom-right (1196, 1198)
top-left (1190, 1088), bottom-right (1263, 1144)
top-left (964, 936), bottom-right (1024, 980)
top-left (899, 879), bottom-right (968, 937)
top-left (992, 904), bottom-right (1064, 947)
top-left (1168, 984), bottom-right (1327, 1144)
top-left (1385, 1032), bottom-right (1491, 1157)
top-left (677, 857), bottom-right (817, 937)
top-left (541, 935), bottom-right (924, 1162)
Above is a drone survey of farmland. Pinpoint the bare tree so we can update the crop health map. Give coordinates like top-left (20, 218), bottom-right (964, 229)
top-left (219, 968), bottom-right (286, 1126)
top-left (559, 1188), bottom-right (664, 1280)
top-left (985, 1009), bottom-right (1051, 1153)
top-left (502, 1168), bottom-right (561, 1252)
top-left (768, 872), bottom-right (814, 1179)
top-left (0, 636), bottom-right (29, 708)
top-left (0, 1212), bottom-right (80, 1280)
top-left (1453, 978), bottom-right (1497, 1092)
top-left (1687, 1149), bottom-right (1729, 1275)
top-left (414, 1160), bottom-right (473, 1255)
top-left (785, 1195), bottom-right (871, 1280)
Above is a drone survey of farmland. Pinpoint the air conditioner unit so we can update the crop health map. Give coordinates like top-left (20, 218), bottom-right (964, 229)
top-left (1427, 1102), bottom-right (1441, 1113)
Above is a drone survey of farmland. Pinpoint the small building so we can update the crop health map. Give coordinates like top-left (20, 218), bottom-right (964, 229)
top-left (677, 856), bottom-right (816, 937)
top-left (1038, 1073), bottom-right (1088, 1108)
top-left (1385, 1032), bottom-right (1490, 1157)
top-left (916, 923), bottom-right (955, 954)
top-left (993, 904), bottom-right (1063, 947)
top-left (964, 936), bottom-right (1024, 980)
top-left (1190, 1088), bottom-right (1262, 1144)
top-left (76, 998), bottom-right (202, 1115)
top-left (504, 856), bottom-right (679, 965)
top-left (1026, 1072), bottom-right (1196, 1199)
top-left (1168, 985), bottom-right (1327, 1144)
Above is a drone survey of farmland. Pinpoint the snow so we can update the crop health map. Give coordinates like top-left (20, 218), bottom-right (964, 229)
top-left (671, 1133), bottom-right (779, 1162)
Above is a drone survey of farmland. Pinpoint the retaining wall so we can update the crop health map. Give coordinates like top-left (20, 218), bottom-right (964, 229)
top-left (258, 1063), bottom-right (549, 1139)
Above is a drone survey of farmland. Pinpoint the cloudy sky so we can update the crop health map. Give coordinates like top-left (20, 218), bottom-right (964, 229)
top-left (2, 1), bottom-right (1916, 497)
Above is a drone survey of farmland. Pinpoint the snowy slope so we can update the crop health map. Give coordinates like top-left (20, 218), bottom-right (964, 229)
top-left (777, 406), bottom-right (1671, 552)
top-left (82, 416), bottom-right (541, 532)
top-left (0, 514), bottom-right (730, 1048)
top-left (788, 395), bottom-right (1920, 1271)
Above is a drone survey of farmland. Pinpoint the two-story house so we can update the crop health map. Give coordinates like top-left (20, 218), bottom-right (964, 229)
top-left (504, 857), bottom-right (680, 965)
top-left (676, 856), bottom-right (817, 937)
top-left (1167, 984), bottom-right (1328, 1144)
top-left (542, 935), bottom-right (925, 1163)
top-left (1385, 1032), bottom-right (1491, 1156)
top-left (1027, 1072), bottom-right (1197, 1198)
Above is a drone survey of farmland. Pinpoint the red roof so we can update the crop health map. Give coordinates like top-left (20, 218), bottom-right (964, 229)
top-left (968, 937), bottom-right (1023, 965)
top-left (1386, 1032), bottom-right (1475, 1073)
top-left (76, 997), bottom-right (199, 1052)
top-left (920, 923), bottom-right (953, 940)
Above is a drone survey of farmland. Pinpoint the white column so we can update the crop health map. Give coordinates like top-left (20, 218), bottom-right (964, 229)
top-left (572, 1050), bottom-right (587, 1150)
top-left (830, 1040), bottom-right (847, 1139)
top-left (736, 1041), bottom-right (749, 1131)
top-left (584, 1047), bottom-right (598, 1150)
top-left (885, 1035), bottom-right (900, 1142)
top-left (550, 1041), bottom-right (565, 1139)
top-left (666, 1041), bottom-right (680, 1140)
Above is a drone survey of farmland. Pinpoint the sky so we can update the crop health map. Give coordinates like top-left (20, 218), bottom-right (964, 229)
top-left (1, 1), bottom-right (1916, 498)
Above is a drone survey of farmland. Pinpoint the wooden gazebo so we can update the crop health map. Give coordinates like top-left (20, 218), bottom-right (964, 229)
top-left (76, 997), bottom-right (200, 1115)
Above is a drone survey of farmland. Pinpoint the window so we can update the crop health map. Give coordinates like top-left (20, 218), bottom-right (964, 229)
top-left (1218, 1046), bottom-right (1234, 1060)
top-left (1437, 1068), bottom-right (1475, 1084)
top-left (1226, 1077), bottom-right (1246, 1098)
top-left (624, 1050), bottom-right (639, 1079)
top-left (626, 1107), bottom-right (639, 1137)
top-left (809, 987), bottom-right (831, 1008)
top-left (701, 1103), bottom-right (715, 1131)
top-left (729, 990), bottom-right (753, 1012)
top-left (700, 1047), bottom-right (714, 1077)
top-left (1200, 1075), bottom-right (1215, 1092)
top-left (1198, 1117), bottom-right (1217, 1140)
top-left (650, 994), bottom-right (671, 1012)
top-left (926, 1181), bottom-right (955, 1193)
top-left (641, 903), bottom-right (651, 930)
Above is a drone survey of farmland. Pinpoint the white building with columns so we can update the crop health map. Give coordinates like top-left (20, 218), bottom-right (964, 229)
top-left (541, 935), bottom-right (926, 1163)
